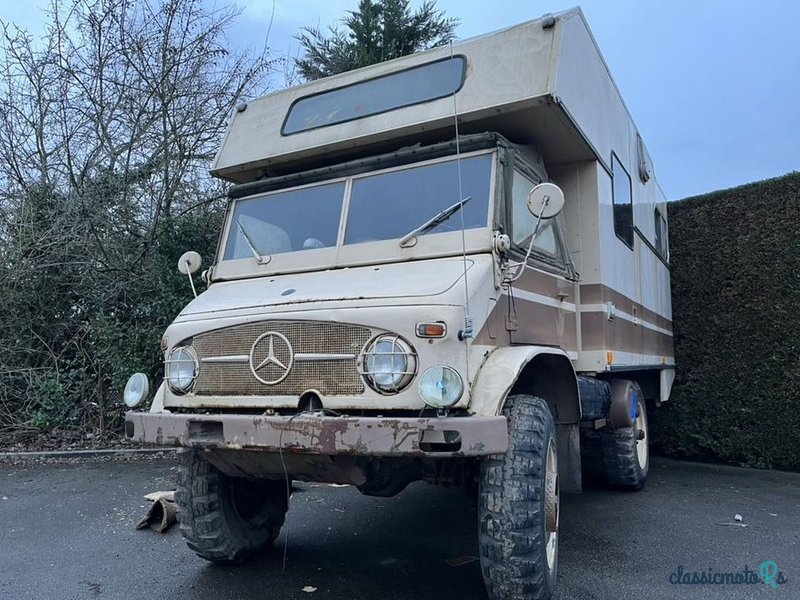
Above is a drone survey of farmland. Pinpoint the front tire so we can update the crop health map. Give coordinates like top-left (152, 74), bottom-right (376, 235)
top-left (175, 449), bottom-right (288, 564)
top-left (479, 394), bottom-right (559, 600)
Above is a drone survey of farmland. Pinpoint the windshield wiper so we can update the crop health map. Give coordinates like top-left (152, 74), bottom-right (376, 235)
top-left (236, 219), bottom-right (271, 265)
top-left (399, 196), bottom-right (471, 248)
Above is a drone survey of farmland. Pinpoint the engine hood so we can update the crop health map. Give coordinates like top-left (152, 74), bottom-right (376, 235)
top-left (178, 256), bottom-right (491, 318)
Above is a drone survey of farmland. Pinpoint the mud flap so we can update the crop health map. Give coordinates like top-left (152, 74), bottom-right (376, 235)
top-left (557, 423), bottom-right (582, 493)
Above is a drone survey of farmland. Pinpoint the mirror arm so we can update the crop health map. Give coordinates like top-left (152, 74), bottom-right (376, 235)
top-left (185, 264), bottom-right (198, 298)
top-left (503, 196), bottom-right (549, 284)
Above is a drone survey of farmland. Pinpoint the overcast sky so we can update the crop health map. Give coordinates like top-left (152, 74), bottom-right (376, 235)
top-left (3, 0), bottom-right (798, 200)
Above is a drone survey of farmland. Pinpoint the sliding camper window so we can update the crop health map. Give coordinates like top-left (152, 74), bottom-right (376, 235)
top-left (612, 154), bottom-right (634, 249)
top-left (654, 206), bottom-right (669, 261)
top-left (509, 170), bottom-right (567, 271)
top-left (282, 56), bottom-right (466, 135)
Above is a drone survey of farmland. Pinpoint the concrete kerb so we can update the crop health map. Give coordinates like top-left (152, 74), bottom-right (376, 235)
top-left (0, 448), bottom-right (177, 460)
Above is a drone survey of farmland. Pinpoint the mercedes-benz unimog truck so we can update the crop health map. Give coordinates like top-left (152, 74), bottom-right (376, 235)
top-left (124, 8), bottom-right (674, 599)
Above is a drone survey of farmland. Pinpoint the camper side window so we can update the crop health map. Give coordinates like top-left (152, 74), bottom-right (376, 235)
top-left (612, 155), bottom-right (634, 249)
top-left (654, 207), bottom-right (669, 261)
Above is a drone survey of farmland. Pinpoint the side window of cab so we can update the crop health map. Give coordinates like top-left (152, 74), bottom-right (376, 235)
top-left (509, 169), bottom-right (568, 273)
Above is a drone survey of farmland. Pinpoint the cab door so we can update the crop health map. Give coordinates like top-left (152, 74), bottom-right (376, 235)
top-left (505, 168), bottom-right (578, 355)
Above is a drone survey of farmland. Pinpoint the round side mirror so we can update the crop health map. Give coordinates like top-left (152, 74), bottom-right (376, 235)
top-left (177, 251), bottom-right (202, 275)
top-left (527, 183), bottom-right (565, 219)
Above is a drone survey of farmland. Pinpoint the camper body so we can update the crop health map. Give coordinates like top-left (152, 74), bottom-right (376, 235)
top-left (125, 8), bottom-right (673, 599)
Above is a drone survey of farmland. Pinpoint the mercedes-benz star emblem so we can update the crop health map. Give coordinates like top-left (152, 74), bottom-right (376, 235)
top-left (249, 331), bottom-right (294, 385)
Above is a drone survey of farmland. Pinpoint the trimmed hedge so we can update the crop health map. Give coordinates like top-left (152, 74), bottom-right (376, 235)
top-left (657, 172), bottom-right (800, 470)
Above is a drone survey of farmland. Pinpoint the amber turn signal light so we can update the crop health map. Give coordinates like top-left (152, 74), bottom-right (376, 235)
top-left (415, 322), bottom-right (447, 338)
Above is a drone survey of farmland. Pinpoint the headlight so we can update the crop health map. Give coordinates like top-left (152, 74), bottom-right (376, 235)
top-left (166, 346), bottom-right (197, 394)
top-left (361, 335), bottom-right (416, 393)
top-left (123, 373), bottom-right (150, 408)
top-left (418, 366), bottom-right (464, 408)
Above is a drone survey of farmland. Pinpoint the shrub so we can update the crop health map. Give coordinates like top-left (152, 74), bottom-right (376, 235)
top-left (657, 172), bottom-right (800, 470)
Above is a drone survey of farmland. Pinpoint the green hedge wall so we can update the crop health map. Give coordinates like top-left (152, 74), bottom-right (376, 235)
top-left (657, 172), bottom-right (800, 470)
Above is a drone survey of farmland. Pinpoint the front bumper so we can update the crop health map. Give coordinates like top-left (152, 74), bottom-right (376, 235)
top-left (125, 411), bottom-right (508, 457)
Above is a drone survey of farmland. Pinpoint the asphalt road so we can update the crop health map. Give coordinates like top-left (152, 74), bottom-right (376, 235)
top-left (1, 455), bottom-right (798, 600)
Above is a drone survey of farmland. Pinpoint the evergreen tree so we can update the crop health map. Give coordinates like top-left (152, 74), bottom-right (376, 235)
top-left (296, 0), bottom-right (459, 80)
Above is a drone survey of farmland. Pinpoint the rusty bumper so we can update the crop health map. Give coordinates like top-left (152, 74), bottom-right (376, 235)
top-left (125, 411), bottom-right (508, 457)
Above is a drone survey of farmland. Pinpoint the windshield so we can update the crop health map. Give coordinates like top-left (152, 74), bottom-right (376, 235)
top-left (223, 182), bottom-right (345, 260)
top-left (345, 154), bottom-right (491, 244)
top-left (222, 152), bottom-right (493, 262)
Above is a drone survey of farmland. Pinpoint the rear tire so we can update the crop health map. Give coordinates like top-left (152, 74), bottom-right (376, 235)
top-left (175, 449), bottom-right (288, 564)
top-left (601, 399), bottom-right (649, 490)
top-left (479, 394), bottom-right (559, 600)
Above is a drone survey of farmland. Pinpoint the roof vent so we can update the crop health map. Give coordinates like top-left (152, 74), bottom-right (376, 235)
top-left (542, 13), bottom-right (556, 29)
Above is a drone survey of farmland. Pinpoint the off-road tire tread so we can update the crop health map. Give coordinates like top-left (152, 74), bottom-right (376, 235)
top-left (601, 405), bottom-right (648, 490)
top-left (479, 394), bottom-right (556, 600)
top-left (175, 449), bottom-right (287, 564)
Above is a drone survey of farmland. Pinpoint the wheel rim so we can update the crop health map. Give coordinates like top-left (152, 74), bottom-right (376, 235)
top-left (544, 438), bottom-right (559, 571)
top-left (635, 405), bottom-right (648, 470)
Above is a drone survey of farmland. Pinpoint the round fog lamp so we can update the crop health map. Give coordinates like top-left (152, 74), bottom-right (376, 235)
top-left (418, 366), bottom-right (463, 409)
top-left (124, 373), bottom-right (150, 408)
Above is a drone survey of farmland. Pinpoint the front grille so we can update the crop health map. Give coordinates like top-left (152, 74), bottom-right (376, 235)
top-left (192, 321), bottom-right (371, 396)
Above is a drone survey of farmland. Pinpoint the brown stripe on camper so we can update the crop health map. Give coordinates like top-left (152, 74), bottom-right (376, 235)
top-left (580, 312), bottom-right (674, 357)
top-left (473, 294), bottom-right (577, 352)
top-left (514, 267), bottom-right (575, 302)
top-left (580, 283), bottom-right (672, 332)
